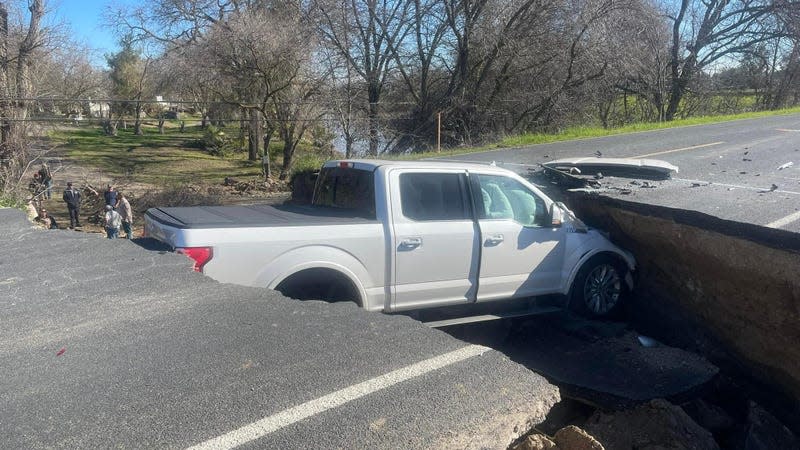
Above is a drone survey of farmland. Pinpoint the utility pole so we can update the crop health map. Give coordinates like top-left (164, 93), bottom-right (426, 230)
top-left (436, 111), bottom-right (441, 153)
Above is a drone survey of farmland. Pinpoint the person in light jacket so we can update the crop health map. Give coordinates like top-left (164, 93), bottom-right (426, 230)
top-left (104, 205), bottom-right (122, 239)
top-left (117, 192), bottom-right (133, 239)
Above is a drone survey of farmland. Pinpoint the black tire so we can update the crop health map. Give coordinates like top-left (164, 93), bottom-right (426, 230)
top-left (569, 254), bottom-right (628, 318)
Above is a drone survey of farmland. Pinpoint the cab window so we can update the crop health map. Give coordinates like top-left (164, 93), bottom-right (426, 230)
top-left (399, 172), bottom-right (471, 221)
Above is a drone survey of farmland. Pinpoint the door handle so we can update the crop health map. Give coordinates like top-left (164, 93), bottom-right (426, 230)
top-left (485, 234), bottom-right (504, 245)
top-left (400, 237), bottom-right (423, 248)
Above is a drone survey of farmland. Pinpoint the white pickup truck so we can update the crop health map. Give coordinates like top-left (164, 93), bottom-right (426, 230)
top-left (144, 160), bottom-right (635, 317)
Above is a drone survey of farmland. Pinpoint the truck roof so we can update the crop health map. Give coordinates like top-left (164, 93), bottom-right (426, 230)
top-left (323, 159), bottom-right (503, 172)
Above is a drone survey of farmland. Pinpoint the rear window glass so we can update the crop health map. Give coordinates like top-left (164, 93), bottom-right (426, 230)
top-left (312, 167), bottom-right (376, 218)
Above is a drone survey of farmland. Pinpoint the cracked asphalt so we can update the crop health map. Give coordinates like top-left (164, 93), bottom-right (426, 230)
top-left (438, 113), bottom-right (800, 233)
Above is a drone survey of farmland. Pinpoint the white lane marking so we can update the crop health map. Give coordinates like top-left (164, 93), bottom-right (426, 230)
top-left (766, 211), bottom-right (800, 229)
top-left (635, 141), bottom-right (725, 158)
top-left (187, 345), bottom-right (491, 450)
top-left (776, 128), bottom-right (800, 132)
top-left (672, 177), bottom-right (800, 195)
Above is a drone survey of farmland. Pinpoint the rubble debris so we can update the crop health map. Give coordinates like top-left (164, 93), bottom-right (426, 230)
top-left (595, 150), bottom-right (602, 157)
top-left (629, 180), bottom-right (640, 185)
top-left (759, 184), bottom-right (779, 193)
top-left (582, 399), bottom-right (720, 450)
top-left (641, 181), bottom-right (656, 188)
top-left (691, 182), bottom-right (710, 188)
top-left (743, 158), bottom-right (752, 162)
top-left (743, 401), bottom-right (800, 450)
top-left (739, 171), bottom-right (747, 175)
top-left (594, 172), bottom-right (603, 179)
top-left (778, 162), bottom-right (794, 170)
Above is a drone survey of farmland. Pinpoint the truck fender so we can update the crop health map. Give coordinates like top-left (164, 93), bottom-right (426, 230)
top-left (563, 242), bottom-right (636, 295)
top-left (256, 245), bottom-right (372, 308)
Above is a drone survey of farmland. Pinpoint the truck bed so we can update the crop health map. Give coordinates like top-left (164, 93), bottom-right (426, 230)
top-left (145, 203), bottom-right (378, 229)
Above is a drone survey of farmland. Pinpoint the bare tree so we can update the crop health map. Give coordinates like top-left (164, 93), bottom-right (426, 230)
top-left (664, 0), bottom-right (794, 120)
top-left (311, 0), bottom-right (412, 156)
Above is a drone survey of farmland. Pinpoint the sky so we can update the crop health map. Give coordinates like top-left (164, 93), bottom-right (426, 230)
top-left (51, 0), bottom-right (130, 66)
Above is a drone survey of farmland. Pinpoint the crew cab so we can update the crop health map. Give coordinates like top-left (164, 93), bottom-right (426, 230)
top-left (144, 160), bottom-right (635, 317)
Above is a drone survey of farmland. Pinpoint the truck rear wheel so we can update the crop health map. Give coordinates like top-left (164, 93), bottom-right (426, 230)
top-left (569, 254), bottom-right (628, 318)
top-left (275, 268), bottom-right (361, 306)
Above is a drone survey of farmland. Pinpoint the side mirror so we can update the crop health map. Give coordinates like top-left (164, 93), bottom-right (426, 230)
top-left (550, 203), bottom-right (566, 227)
top-left (551, 201), bottom-right (588, 233)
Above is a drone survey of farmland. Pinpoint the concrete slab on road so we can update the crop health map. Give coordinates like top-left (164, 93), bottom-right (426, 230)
top-left (0, 209), bottom-right (558, 449)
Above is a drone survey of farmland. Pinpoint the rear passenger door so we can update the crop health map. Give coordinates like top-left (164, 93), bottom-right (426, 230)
top-left (390, 170), bottom-right (480, 311)
top-left (473, 173), bottom-right (566, 301)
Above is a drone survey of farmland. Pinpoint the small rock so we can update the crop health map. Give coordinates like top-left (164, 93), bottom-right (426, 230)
top-left (512, 433), bottom-right (557, 450)
top-left (594, 172), bottom-right (603, 179)
top-left (682, 398), bottom-right (735, 433)
top-left (777, 162), bottom-right (794, 170)
top-left (553, 426), bottom-right (603, 450)
top-left (629, 180), bottom-right (641, 185)
top-left (742, 401), bottom-right (800, 450)
top-left (743, 158), bottom-right (752, 162)
top-left (739, 171), bottom-right (748, 175)
top-left (595, 150), bottom-right (602, 157)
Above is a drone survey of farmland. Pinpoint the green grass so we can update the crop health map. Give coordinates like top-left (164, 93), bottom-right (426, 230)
top-left (53, 124), bottom-right (274, 186)
top-left (393, 105), bottom-right (800, 160)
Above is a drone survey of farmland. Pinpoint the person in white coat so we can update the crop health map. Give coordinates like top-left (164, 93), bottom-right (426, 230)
top-left (104, 205), bottom-right (122, 239)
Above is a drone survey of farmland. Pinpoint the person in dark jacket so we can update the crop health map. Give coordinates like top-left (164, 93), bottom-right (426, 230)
top-left (104, 184), bottom-right (118, 208)
top-left (38, 164), bottom-right (53, 199)
top-left (62, 182), bottom-right (82, 228)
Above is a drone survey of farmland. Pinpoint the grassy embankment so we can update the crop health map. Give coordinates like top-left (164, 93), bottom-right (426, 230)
top-left (400, 105), bottom-right (800, 160)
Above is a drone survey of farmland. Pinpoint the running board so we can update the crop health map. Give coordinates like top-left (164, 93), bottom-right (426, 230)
top-left (423, 306), bottom-right (561, 328)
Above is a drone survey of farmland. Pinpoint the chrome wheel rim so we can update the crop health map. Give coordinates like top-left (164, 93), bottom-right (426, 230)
top-left (583, 264), bottom-right (622, 314)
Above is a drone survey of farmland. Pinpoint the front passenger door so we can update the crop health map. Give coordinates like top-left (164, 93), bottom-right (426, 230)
top-left (474, 173), bottom-right (566, 301)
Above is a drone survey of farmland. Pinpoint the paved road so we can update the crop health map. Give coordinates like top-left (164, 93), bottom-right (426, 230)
top-left (437, 114), bottom-right (800, 232)
top-left (0, 209), bottom-right (557, 449)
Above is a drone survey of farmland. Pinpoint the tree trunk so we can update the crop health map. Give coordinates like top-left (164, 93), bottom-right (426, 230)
top-left (11, 0), bottom-right (44, 142)
top-left (367, 82), bottom-right (381, 157)
top-left (280, 125), bottom-right (296, 180)
top-left (247, 109), bottom-right (261, 161)
top-left (0, 3), bottom-right (8, 146)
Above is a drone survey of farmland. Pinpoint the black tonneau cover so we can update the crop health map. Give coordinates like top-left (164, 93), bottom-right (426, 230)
top-left (146, 203), bottom-right (378, 229)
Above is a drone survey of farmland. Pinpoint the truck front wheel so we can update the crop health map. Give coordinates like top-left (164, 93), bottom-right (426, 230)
top-left (568, 254), bottom-right (628, 318)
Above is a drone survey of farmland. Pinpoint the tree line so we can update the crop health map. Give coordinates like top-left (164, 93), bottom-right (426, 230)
top-left (2, 0), bottom-right (800, 181)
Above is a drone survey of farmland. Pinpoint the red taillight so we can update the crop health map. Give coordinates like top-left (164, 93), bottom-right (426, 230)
top-left (176, 247), bottom-right (213, 272)
top-left (338, 161), bottom-right (354, 169)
